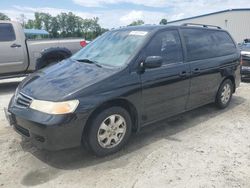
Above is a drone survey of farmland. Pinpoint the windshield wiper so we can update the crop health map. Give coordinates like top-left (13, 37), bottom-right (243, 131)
top-left (75, 59), bottom-right (102, 68)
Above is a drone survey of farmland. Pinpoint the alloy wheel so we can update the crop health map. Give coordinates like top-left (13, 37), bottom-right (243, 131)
top-left (221, 83), bottom-right (231, 104)
top-left (97, 114), bottom-right (127, 149)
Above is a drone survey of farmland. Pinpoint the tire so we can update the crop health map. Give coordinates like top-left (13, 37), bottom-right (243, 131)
top-left (84, 106), bottom-right (132, 157)
top-left (37, 50), bottom-right (71, 69)
top-left (43, 55), bottom-right (64, 68)
top-left (215, 79), bottom-right (233, 109)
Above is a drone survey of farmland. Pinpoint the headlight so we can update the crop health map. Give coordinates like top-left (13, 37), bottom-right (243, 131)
top-left (30, 99), bottom-right (79, 115)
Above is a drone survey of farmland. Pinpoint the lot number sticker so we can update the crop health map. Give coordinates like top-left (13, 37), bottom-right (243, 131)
top-left (129, 31), bottom-right (148, 36)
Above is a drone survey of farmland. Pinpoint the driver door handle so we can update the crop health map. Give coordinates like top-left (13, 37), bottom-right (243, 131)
top-left (179, 71), bottom-right (188, 77)
top-left (11, 43), bottom-right (22, 48)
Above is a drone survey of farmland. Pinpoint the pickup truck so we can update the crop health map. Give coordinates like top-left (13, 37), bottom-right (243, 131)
top-left (0, 21), bottom-right (86, 79)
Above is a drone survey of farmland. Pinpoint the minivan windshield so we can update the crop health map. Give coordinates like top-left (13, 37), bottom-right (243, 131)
top-left (71, 30), bottom-right (148, 67)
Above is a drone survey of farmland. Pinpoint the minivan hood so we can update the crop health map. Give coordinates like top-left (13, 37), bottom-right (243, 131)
top-left (20, 59), bottom-right (115, 101)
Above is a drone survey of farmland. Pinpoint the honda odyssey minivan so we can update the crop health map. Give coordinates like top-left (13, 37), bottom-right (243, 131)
top-left (6, 24), bottom-right (241, 156)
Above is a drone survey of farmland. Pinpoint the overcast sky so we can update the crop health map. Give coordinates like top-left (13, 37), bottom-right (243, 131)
top-left (1, 0), bottom-right (249, 28)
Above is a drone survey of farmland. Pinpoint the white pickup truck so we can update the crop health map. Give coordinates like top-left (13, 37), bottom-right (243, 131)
top-left (0, 21), bottom-right (86, 79)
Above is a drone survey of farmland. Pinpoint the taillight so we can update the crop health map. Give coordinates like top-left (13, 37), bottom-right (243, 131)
top-left (80, 40), bottom-right (87, 47)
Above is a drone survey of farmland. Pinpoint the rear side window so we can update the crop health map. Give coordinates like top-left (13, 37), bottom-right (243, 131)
top-left (213, 31), bottom-right (236, 56)
top-left (182, 29), bottom-right (236, 61)
top-left (145, 30), bottom-right (183, 64)
top-left (182, 29), bottom-right (217, 61)
top-left (0, 23), bottom-right (16, 42)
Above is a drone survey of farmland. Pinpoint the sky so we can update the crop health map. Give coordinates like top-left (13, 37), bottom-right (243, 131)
top-left (0, 0), bottom-right (249, 28)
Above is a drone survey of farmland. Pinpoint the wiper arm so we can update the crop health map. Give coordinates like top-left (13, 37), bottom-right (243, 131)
top-left (75, 59), bottom-right (102, 68)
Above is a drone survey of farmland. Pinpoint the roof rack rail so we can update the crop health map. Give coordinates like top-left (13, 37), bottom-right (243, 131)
top-left (181, 23), bottom-right (221, 29)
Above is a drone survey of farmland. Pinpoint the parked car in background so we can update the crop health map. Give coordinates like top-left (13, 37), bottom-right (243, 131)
top-left (6, 24), bottom-right (241, 156)
top-left (0, 21), bottom-right (88, 79)
top-left (240, 42), bottom-right (250, 79)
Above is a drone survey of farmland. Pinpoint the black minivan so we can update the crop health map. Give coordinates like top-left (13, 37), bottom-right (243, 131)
top-left (6, 24), bottom-right (241, 156)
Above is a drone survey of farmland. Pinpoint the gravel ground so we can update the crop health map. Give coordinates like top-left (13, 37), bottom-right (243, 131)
top-left (0, 78), bottom-right (249, 188)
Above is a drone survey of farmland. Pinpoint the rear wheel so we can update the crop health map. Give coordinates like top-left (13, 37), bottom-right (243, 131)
top-left (215, 79), bottom-right (233, 109)
top-left (84, 107), bottom-right (132, 156)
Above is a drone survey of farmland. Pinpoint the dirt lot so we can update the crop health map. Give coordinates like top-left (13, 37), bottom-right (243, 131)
top-left (0, 78), bottom-right (249, 188)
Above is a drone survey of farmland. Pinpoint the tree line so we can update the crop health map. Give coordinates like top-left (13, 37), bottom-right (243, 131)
top-left (0, 12), bottom-right (108, 40)
top-left (0, 12), bottom-right (168, 40)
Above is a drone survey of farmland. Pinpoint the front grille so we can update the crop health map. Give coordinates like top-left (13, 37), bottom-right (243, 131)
top-left (16, 92), bottom-right (33, 108)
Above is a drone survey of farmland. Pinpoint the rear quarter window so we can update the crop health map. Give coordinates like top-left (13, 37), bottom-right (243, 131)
top-left (0, 23), bottom-right (16, 42)
top-left (182, 28), bottom-right (236, 61)
top-left (213, 31), bottom-right (236, 56)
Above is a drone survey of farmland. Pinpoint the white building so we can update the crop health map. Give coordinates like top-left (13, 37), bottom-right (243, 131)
top-left (168, 9), bottom-right (250, 43)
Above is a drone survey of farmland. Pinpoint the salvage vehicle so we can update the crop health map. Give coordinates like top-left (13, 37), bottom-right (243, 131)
top-left (6, 23), bottom-right (241, 156)
top-left (239, 43), bottom-right (250, 79)
top-left (0, 21), bottom-right (87, 79)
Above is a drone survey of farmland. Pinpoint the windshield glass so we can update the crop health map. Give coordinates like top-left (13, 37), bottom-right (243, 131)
top-left (71, 30), bottom-right (148, 67)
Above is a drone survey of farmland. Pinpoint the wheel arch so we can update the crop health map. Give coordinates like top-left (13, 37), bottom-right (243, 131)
top-left (36, 47), bottom-right (72, 70)
top-left (223, 75), bottom-right (236, 93)
top-left (83, 98), bottom-right (139, 139)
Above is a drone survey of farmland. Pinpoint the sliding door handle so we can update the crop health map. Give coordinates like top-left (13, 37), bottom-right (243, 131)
top-left (192, 68), bottom-right (201, 74)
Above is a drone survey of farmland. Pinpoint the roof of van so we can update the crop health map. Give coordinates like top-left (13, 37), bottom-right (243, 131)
top-left (112, 24), bottom-right (224, 32)
top-left (115, 25), bottom-right (177, 31)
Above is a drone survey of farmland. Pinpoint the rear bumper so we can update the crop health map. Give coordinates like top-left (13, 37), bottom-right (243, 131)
top-left (8, 100), bottom-right (90, 150)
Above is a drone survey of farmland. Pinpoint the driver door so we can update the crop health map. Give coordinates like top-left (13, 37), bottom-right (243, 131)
top-left (140, 29), bottom-right (191, 124)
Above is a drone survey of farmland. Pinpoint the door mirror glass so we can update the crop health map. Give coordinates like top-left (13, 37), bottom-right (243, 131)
top-left (144, 56), bottom-right (162, 69)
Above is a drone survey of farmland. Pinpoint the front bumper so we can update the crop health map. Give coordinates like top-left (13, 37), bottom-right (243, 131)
top-left (241, 56), bottom-right (250, 77)
top-left (7, 97), bottom-right (90, 151)
top-left (241, 67), bottom-right (250, 77)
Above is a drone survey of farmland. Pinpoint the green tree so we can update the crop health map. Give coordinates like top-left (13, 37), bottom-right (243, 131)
top-left (40, 13), bottom-right (52, 31)
top-left (25, 19), bottom-right (35, 29)
top-left (34, 12), bottom-right (42, 29)
top-left (66, 12), bottom-right (78, 36)
top-left (159, 18), bottom-right (168, 25)
top-left (17, 11), bottom-right (108, 40)
top-left (128, 20), bottom-right (144, 26)
top-left (50, 17), bottom-right (60, 38)
top-left (57, 13), bottom-right (68, 37)
top-left (0, 13), bottom-right (10, 20)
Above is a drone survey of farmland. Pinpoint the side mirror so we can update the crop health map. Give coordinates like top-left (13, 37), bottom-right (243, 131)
top-left (143, 56), bottom-right (163, 69)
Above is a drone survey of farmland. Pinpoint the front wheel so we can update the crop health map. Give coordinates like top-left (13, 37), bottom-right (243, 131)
top-left (84, 107), bottom-right (132, 156)
top-left (215, 79), bottom-right (233, 109)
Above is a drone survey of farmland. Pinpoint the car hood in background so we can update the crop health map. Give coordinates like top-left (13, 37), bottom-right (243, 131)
top-left (241, 46), bottom-right (250, 55)
top-left (19, 59), bottom-right (115, 101)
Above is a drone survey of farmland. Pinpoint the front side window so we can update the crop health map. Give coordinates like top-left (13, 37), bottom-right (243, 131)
top-left (71, 30), bottom-right (148, 67)
top-left (145, 30), bottom-right (183, 64)
top-left (0, 23), bottom-right (16, 42)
